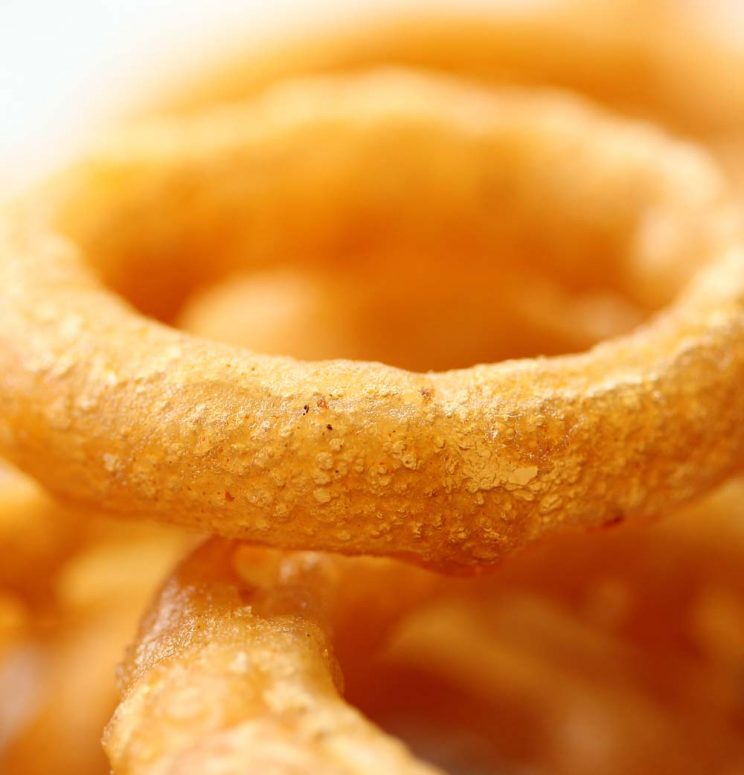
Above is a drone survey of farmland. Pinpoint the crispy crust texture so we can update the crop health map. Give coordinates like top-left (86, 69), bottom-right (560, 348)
top-left (105, 541), bottom-right (440, 775)
top-left (1, 74), bottom-right (744, 568)
top-left (106, 484), bottom-right (744, 775)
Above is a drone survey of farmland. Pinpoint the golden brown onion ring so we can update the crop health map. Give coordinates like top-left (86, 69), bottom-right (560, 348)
top-left (177, 255), bottom-right (744, 773)
top-left (144, 1), bottom-right (744, 208)
top-left (2, 74), bottom-right (744, 568)
top-left (107, 484), bottom-right (744, 775)
top-left (105, 541), bottom-right (440, 775)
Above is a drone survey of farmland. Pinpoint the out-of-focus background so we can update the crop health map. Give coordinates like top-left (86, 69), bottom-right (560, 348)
top-left (0, 0), bottom-right (507, 191)
top-left (1, 0), bottom-right (740, 192)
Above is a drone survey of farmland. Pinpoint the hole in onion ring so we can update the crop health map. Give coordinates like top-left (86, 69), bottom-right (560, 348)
top-left (6, 72), bottom-right (742, 569)
top-left (46, 72), bottom-right (723, 371)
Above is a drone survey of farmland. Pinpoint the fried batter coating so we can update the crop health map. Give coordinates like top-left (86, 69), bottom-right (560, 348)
top-left (107, 484), bottom-right (744, 775)
top-left (2, 74), bottom-right (744, 568)
top-left (172, 186), bottom-right (744, 772)
top-left (3, 4), bottom-right (744, 774)
top-left (106, 541), bottom-right (440, 775)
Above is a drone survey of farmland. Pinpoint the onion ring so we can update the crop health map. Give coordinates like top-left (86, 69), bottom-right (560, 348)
top-left (2, 73), bottom-right (744, 568)
top-left (145, 2), bottom-right (744, 208)
top-left (0, 465), bottom-right (91, 606)
top-left (151, 2), bottom-right (744, 141)
top-left (105, 541), bottom-right (440, 774)
top-left (107, 483), bottom-right (744, 775)
top-left (0, 475), bottom-right (188, 775)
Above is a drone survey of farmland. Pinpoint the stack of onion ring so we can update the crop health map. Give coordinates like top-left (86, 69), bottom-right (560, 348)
top-left (1, 2), bottom-right (744, 774)
top-left (106, 485), bottom-right (744, 775)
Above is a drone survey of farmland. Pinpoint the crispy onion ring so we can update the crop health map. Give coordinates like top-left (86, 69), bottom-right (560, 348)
top-left (2, 74), bottom-right (744, 568)
top-left (105, 542), bottom-right (440, 774)
top-left (107, 484), bottom-right (744, 775)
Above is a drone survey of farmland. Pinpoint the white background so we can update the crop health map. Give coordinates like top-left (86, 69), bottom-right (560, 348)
top-left (0, 0), bottom-right (305, 187)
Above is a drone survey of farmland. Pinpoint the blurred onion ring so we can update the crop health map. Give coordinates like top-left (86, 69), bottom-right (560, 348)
top-left (1, 73), bottom-right (744, 568)
top-left (177, 266), bottom-right (646, 370)
top-left (152, 1), bottom-right (744, 143)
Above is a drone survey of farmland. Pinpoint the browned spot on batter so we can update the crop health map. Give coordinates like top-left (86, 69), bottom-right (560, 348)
top-left (602, 513), bottom-right (625, 529)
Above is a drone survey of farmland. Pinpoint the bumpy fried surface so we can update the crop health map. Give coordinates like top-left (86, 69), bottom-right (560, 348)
top-left (1, 75), bottom-right (743, 569)
top-left (170, 135), bottom-right (744, 772)
top-left (106, 542), bottom-right (440, 775)
top-left (107, 484), bottom-right (744, 775)
top-left (2, 5), bottom-right (744, 773)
